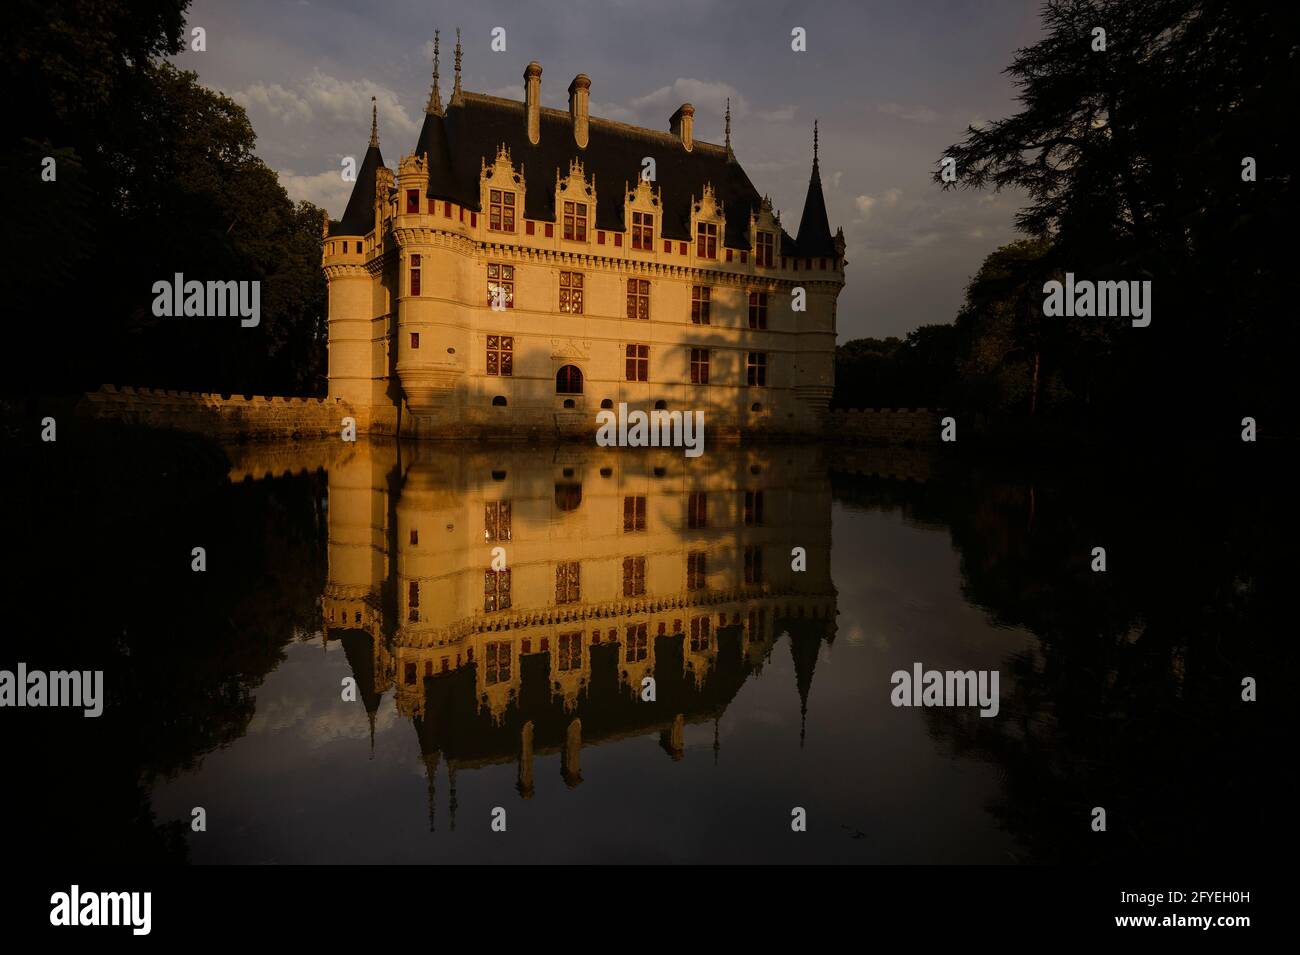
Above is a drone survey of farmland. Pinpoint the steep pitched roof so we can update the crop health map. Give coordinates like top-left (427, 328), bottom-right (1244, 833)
top-left (795, 128), bottom-right (836, 257)
top-left (419, 93), bottom-right (796, 251)
top-left (332, 142), bottom-right (386, 236)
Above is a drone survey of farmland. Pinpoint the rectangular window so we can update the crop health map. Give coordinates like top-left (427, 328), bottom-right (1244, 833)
top-left (744, 545), bottom-right (763, 584)
top-left (632, 212), bottom-right (653, 250)
top-left (748, 291), bottom-right (768, 329)
top-left (487, 263), bottom-right (514, 309)
top-left (485, 500), bottom-right (512, 542)
top-left (696, 222), bottom-right (718, 259)
top-left (563, 201), bottom-right (588, 241)
top-left (624, 623), bottom-right (648, 662)
top-left (663, 239), bottom-right (672, 253)
top-left (691, 286), bottom-right (711, 325)
top-left (623, 496), bottom-right (647, 532)
top-left (687, 491), bottom-right (707, 528)
top-left (687, 552), bottom-right (706, 590)
top-left (558, 631), bottom-right (583, 671)
top-left (444, 201), bottom-right (452, 217)
top-left (526, 220), bottom-right (535, 235)
top-left (744, 490), bottom-right (765, 526)
top-left (690, 616), bottom-right (711, 652)
top-left (756, 231), bottom-right (775, 267)
top-left (410, 254), bottom-right (421, 297)
top-left (746, 351), bottom-right (767, 386)
top-left (622, 556), bottom-right (646, 597)
top-left (545, 222), bottom-right (554, 238)
top-left (626, 278), bottom-right (650, 320)
top-left (406, 189), bottom-right (420, 214)
top-left (625, 343), bottom-right (649, 382)
top-left (689, 348), bottom-right (710, 385)
top-left (559, 271), bottom-right (584, 314)
top-left (410, 528), bottom-right (418, 545)
top-left (485, 640), bottom-right (511, 685)
top-left (408, 581), bottom-right (420, 622)
top-left (486, 335), bottom-right (514, 377)
top-left (555, 561), bottom-right (581, 604)
top-left (410, 332), bottom-right (420, 349)
top-left (484, 568), bottom-right (512, 612)
top-left (489, 189), bottom-right (516, 232)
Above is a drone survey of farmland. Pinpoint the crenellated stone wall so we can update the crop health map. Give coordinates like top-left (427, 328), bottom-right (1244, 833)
top-left (76, 385), bottom-right (372, 441)
top-left (825, 408), bottom-right (940, 445)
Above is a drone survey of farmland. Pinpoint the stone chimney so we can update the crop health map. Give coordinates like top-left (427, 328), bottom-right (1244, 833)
top-left (670, 103), bottom-right (695, 151)
top-left (568, 74), bottom-right (590, 149)
top-left (524, 61), bottom-right (542, 145)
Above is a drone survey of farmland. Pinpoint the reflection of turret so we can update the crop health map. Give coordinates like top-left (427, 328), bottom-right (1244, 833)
top-left (321, 441), bottom-right (837, 803)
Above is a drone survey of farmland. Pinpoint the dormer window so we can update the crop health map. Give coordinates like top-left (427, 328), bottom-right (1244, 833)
top-left (489, 189), bottom-right (516, 232)
top-left (696, 222), bottom-right (718, 259)
top-left (632, 212), bottom-right (653, 250)
top-left (756, 231), bottom-right (775, 267)
top-left (563, 201), bottom-right (588, 241)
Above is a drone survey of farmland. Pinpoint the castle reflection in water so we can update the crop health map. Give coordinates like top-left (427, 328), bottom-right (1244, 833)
top-left (284, 441), bottom-right (836, 824)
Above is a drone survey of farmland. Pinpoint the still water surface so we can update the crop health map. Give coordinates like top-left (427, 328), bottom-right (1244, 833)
top-left (9, 434), bottom-right (1288, 864)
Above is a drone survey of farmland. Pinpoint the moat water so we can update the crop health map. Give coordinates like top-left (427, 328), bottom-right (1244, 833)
top-left (5, 432), bottom-right (1291, 864)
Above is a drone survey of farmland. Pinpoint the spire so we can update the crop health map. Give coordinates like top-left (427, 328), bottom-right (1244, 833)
top-left (368, 96), bottom-right (378, 146)
top-left (426, 30), bottom-right (443, 115)
top-left (795, 121), bottom-right (836, 257)
top-left (724, 98), bottom-right (733, 160)
top-left (450, 28), bottom-right (464, 105)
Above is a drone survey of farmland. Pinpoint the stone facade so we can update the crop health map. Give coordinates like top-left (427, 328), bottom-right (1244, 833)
top-left (325, 36), bottom-right (845, 441)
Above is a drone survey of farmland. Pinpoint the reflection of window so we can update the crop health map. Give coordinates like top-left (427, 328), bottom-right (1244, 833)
top-left (555, 482), bottom-right (582, 511)
top-left (485, 501), bottom-right (511, 542)
top-left (696, 222), bottom-right (718, 259)
top-left (687, 492), bottom-right (707, 528)
top-left (622, 556), bottom-right (646, 596)
top-left (486, 335), bottom-right (513, 376)
top-left (748, 291), bottom-right (768, 329)
top-left (558, 631), bottom-right (582, 671)
top-left (744, 490), bottom-right (764, 526)
top-left (556, 561), bottom-right (580, 604)
top-left (687, 552), bottom-right (706, 590)
top-left (485, 640), bottom-right (511, 684)
top-left (626, 279), bottom-right (650, 320)
top-left (690, 616), bottom-right (711, 652)
top-left (632, 211), bottom-right (653, 250)
top-left (690, 348), bottom-right (709, 384)
top-left (746, 352), bottom-right (767, 386)
top-left (748, 608), bottom-right (766, 640)
top-left (625, 344), bottom-right (649, 381)
top-left (405, 661), bottom-right (417, 684)
top-left (744, 545), bottom-right (763, 584)
top-left (556, 364), bottom-right (583, 394)
top-left (756, 231), bottom-right (775, 267)
top-left (489, 189), bottom-right (516, 232)
top-left (624, 623), bottom-right (648, 662)
top-left (487, 263), bottom-right (514, 308)
top-left (485, 568), bottom-right (511, 611)
top-left (691, 286), bottom-right (710, 324)
top-left (563, 201), bottom-right (588, 241)
top-left (623, 496), bottom-right (646, 532)
top-left (559, 271), bottom-right (584, 314)
top-left (408, 581), bottom-right (420, 622)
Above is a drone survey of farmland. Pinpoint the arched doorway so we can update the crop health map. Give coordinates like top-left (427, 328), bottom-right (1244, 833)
top-left (556, 364), bottom-right (584, 394)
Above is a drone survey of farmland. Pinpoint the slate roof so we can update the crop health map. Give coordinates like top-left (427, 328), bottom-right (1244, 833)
top-left (334, 89), bottom-right (833, 257)
top-left (333, 142), bottom-right (386, 237)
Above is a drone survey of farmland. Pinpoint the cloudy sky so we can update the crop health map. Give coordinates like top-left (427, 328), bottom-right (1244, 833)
top-left (175, 0), bottom-right (1043, 341)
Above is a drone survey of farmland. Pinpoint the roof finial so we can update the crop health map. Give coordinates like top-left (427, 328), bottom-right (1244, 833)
top-left (427, 29), bottom-right (443, 115)
top-left (813, 119), bottom-right (819, 165)
top-left (369, 96), bottom-right (378, 146)
top-left (724, 97), bottom-right (733, 160)
top-left (451, 27), bottom-right (463, 105)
